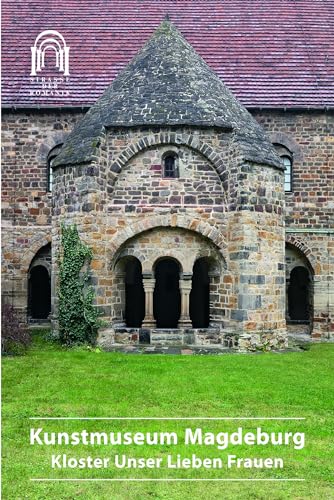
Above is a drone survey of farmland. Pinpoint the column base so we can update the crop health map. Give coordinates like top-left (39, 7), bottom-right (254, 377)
top-left (142, 317), bottom-right (156, 328)
top-left (178, 317), bottom-right (192, 328)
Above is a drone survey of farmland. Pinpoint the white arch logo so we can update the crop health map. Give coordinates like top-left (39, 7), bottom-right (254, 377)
top-left (30, 30), bottom-right (70, 76)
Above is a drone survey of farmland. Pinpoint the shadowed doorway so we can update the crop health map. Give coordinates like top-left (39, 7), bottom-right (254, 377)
top-left (288, 266), bottom-right (311, 321)
top-left (28, 265), bottom-right (51, 319)
top-left (190, 258), bottom-right (210, 328)
top-left (125, 258), bottom-right (145, 327)
top-left (153, 258), bottom-right (181, 328)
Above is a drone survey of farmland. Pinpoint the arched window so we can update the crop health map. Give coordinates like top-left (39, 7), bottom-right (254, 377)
top-left (47, 144), bottom-right (63, 192)
top-left (282, 155), bottom-right (292, 192)
top-left (273, 144), bottom-right (293, 192)
top-left (163, 153), bottom-right (179, 178)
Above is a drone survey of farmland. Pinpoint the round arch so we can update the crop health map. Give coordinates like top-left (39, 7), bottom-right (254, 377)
top-left (152, 255), bottom-right (183, 273)
top-left (109, 132), bottom-right (227, 184)
top-left (109, 214), bottom-right (227, 263)
top-left (270, 132), bottom-right (303, 162)
top-left (36, 133), bottom-right (68, 164)
top-left (285, 237), bottom-right (315, 273)
top-left (22, 235), bottom-right (52, 274)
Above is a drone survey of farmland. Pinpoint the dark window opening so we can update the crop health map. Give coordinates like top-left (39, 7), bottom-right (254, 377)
top-left (125, 259), bottom-right (145, 328)
top-left (28, 266), bottom-right (51, 319)
top-left (47, 144), bottom-right (63, 192)
top-left (153, 258), bottom-right (181, 328)
top-left (190, 259), bottom-right (210, 328)
top-left (288, 266), bottom-right (311, 321)
top-left (163, 154), bottom-right (178, 178)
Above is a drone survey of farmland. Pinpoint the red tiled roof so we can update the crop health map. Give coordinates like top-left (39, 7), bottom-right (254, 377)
top-left (2, 0), bottom-right (334, 109)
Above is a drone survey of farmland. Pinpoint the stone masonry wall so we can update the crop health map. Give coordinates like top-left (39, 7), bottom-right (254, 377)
top-left (253, 110), bottom-right (334, 339)
top-left (2, 110), bottom-right (332, 340)
top-left (51, 125), bottom-right (286, 350)
top-left (1, 110), bottom-right (84, 314)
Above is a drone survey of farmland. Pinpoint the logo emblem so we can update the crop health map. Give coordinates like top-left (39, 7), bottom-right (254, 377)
top-left (30, 30), bottom-right (70, 76)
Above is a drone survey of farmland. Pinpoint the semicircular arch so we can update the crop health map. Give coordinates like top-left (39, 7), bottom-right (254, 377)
top-left (109, 132), bottom-right (226, 184)
top-left (109, 214), bottom-right (226, 264)
top-left (270, 132), bottom-right (303, 162)
top-left (285, 236), bottom-right (315, 273)
top-left (22, 235), bottom-right (52, 274)
top-left (36, 133), bottom-right (68, 164)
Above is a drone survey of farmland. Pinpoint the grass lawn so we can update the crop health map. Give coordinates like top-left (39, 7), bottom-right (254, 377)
top-left (2, 331), bottom-right (334, 499)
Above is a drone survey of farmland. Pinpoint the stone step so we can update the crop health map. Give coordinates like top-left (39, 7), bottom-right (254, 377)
top-left (150, 331), bottom-right (195, 345)
top-left (108, 344), bottom-right (236, 355)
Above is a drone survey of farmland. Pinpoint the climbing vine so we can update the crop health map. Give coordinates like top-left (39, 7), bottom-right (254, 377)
top-left (58, 223), bottom-right (102, 345)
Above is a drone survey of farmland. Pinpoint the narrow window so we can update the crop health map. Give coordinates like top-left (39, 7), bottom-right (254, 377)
top-left (282, 155), bottom-right (292, 192)
top-left (47, 144), bottom-right (63, 192)
top-left (273, 143), bottom-right (293, 193)
top-left (163, 153), bottom-right (178, 178)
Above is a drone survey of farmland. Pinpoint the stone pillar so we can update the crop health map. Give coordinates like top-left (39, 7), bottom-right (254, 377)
top-left (113, 271), bottom-right (126, 326)
top-left (142, 273), bottom-right (156, 327)
top-left (285, 277), bottom-right (291, 321)
top-left (178, 273), bottom-right (192, 328)
top-left (312, 276), bottom-right (332, 339)
top-left (208, 271), bottom-right (221, 328)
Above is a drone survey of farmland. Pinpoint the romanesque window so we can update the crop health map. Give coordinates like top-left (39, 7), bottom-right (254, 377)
top-left (163, 153), bottom-right (179, 178)
top-left (47, 144), bottom-right (63, 192)
top-left (282, 155), bottom-right (292, 192)
top-left (273, 143), bottom-right (293, 192)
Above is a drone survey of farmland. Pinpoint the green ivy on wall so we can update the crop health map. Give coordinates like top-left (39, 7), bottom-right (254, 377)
top-left (58, 223), bottom-right (102, 345)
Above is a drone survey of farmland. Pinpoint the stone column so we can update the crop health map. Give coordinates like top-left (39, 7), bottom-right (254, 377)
top-left (178, 273), bottom-right (192, 328)
top-left (142, 273), bottom-right (156, 327)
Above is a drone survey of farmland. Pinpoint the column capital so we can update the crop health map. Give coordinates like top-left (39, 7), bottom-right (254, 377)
top-left (142, 276), bottom-right (155, 293)
top-left (180, 272), bottom-right (192, 281)
top-left (143, 272), bottom-right (154, 280)
top-left (179, 280), bottom-right (192, 293)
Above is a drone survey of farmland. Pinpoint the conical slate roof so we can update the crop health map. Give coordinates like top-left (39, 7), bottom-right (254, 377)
top-left (54, 20), bottom-right (281, 168)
